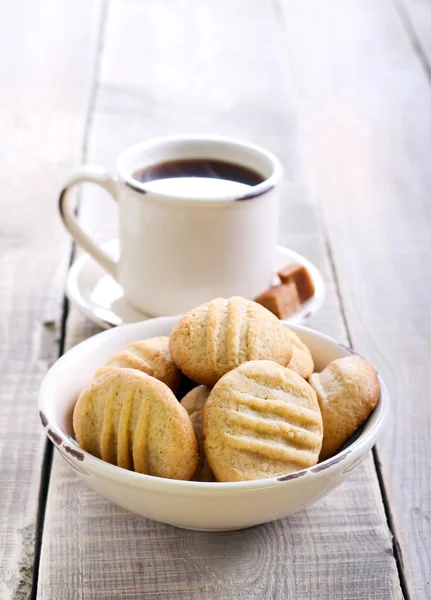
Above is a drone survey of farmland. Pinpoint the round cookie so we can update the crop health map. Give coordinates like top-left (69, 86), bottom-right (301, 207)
top-left (181, 386), bottom-right (214, 482)
top-left (286, 329), bottom-right (314, 380)
top-left (94, 336), bottom-right (181, 394)
top-left (309, 356), bottom-right (380, 461)
top-left (203, 360), bottom-right (323, 482)
top-left (73, 368), bottom-right (198, 480)
top-left (170, 297), bottom-right (293, 387)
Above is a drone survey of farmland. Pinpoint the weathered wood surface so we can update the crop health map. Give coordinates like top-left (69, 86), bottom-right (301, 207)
top-left (276, 0), bottom-right (431, 597)
top-left (397, 0), bottom-right (431, 72)
top-left (0, 2), bottom-right (101, 599)
top-left (37, 1), bottom-right (402, 599)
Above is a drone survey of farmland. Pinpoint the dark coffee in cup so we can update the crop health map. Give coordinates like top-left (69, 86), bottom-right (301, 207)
top-left (133, 159), bottom-right (264, 198)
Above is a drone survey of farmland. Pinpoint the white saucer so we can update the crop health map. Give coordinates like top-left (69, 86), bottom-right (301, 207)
top-left (65, 240), bottom-right (326, 329)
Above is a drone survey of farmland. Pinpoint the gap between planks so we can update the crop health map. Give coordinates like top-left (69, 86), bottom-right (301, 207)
top-left (298, 94), bottom-right (410, 600)
top-left (273, 0), bottom-right (431, 596)
top-left (30, 2), bottom-right (110, 597)
top-left (393, 0), bottom-right (431, 84)
top-left (314, 169), bottom-right (410, 598)
top-left (271, 0), bottom-right (411, 595)
top-left (316, 181), bottom-right (409, 600)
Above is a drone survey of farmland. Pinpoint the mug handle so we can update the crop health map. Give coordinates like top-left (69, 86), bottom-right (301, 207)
top-left (59, 166), bottom-right (118, 278)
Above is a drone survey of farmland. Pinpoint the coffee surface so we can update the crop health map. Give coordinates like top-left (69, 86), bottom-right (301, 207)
top-left (133, 159), bottom-right (264, 198)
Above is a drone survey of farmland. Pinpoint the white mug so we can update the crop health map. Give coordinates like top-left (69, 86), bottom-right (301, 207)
top-left (59, 135), bottom-right (282, 316)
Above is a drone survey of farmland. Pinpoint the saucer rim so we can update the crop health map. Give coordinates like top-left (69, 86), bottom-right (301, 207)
top-left (65, 241), bottom-right (326, 329)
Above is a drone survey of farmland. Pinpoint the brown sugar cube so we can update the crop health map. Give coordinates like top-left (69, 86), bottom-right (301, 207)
top-left (255, 283), bottom-right (300, 319)
top-left (277, 263), bottom-right (315, 303)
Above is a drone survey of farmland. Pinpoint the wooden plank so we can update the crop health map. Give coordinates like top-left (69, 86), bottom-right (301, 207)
top-left (396, 0), bottom-right (431, 72)
top-left (275, 0), bottom-right (431, 597)
top-left (40, 455), bottom-right (399, 600)
top-left (0, 1), bottom-right (102, 598)
top-left (38, 1), bottom-right (402, 598)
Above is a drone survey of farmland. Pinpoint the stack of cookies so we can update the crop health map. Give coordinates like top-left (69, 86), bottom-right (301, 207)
top-left (73, 296), bottom-right (380, 482)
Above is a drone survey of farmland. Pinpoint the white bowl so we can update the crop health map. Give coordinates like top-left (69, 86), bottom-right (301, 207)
top-left (38, 318), bottom-right (388, 531)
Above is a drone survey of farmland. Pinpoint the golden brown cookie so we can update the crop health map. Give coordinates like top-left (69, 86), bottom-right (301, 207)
top-left (180, 386), bottom-right (214, 482)
top-left (203, 360), bottom-right (323, 482)
top-left (286, 329), bottom-right (314, 380)
top-left (309, 356), bottom-right (380, 461)
top-left (94, 336), bottom-right (181, 394)
top-left (73, 368), bottom-right (198, 480)
top-left (169, 297), bottom-right (293, 387)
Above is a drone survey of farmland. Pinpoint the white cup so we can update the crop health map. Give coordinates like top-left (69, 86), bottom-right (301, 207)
top-left (59, 135), bottom-right (283, 316)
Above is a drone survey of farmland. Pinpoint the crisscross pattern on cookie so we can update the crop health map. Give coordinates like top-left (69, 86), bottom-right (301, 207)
top-left (204, 360), bottom-right (323, 481)
top-left (73, 369), bottom-right (198, 479)
top-left (170, 297), bottom-right (293, 387)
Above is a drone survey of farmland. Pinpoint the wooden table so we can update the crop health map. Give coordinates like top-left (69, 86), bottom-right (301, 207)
top-left (1, 0), bottom-right (430, 598)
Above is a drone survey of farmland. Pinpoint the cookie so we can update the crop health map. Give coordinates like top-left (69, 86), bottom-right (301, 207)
top-left (94, 336), bottom-right (181, 394)
top-left (170, 297), bottom-right (293, 387)
top-left (286, 329), bottom-right (314, 380)
top-left (309, 356), bottom-right (380, 461)
top-left (181, 386), bottom-right (214, 482)
top-left (73, 368), bottom-right (198, 480)
top-left (203, 360), bottom-right (323, 482)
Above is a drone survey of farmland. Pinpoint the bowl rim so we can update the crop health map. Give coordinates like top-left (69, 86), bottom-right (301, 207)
top-left (38, 319), bottom-right (389, 494)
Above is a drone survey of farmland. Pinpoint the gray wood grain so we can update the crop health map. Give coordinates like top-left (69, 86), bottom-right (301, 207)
top-left (0, 2), bottom-right (101, 598)
top-left (37, 1), bottom-right (402, 598)
top-left (276, 0), bottom-right (431, 597)
top-left (41, 453), bottom-right (399, 600)
top-left (396, 0), bottom-right (431, 73)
